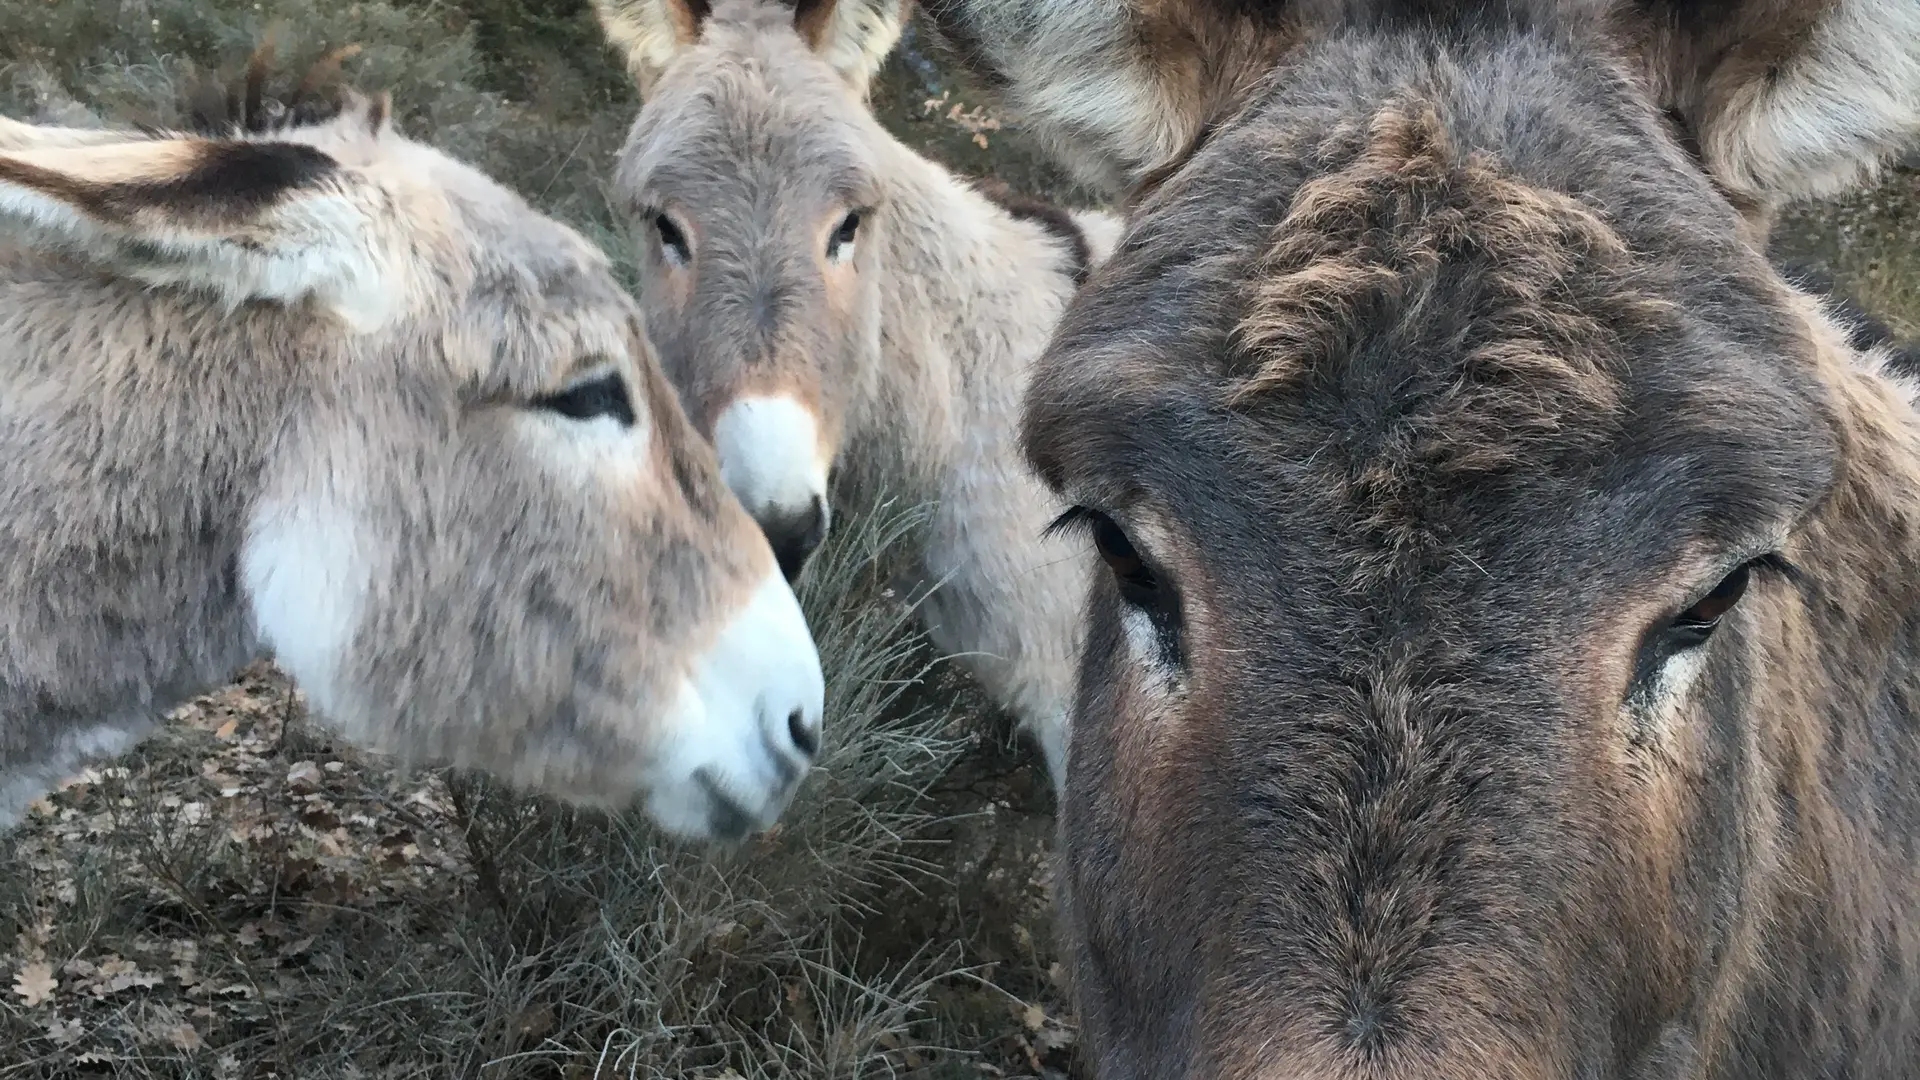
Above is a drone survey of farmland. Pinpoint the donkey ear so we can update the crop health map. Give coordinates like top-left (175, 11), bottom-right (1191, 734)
top-left (593, 0), bottom-right (710, 93)
top-left (796, 0), bottom-right (909, 97)
top-left (0, 134), bottom-right (406, 332)
top-left (0, 115), bottom-right (138, 153)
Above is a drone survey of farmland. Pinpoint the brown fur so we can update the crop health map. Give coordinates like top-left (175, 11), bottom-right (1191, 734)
top-left (1021, 12), bottom-right (1920, 1077)
top-left (918, 0), bottom-right (1920, 227)
top-left (0, 50), bottom-right (825, 842)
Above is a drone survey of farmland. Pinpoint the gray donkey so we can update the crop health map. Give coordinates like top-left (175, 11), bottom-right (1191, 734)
top-left (0, 53), bottom-right (824, 842)
top-left (592, 0), bottom-right (1122, 793)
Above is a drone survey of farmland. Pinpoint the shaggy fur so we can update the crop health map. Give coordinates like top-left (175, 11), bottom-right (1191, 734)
top-left (918, 0), bottom-right (1920, 231)
top-left (1022, 10), bottom-right (1920, 1078)
top-left (594, 0), bottom-right (1123, 792)
top-left (0, 51), bottom-right (825, 840)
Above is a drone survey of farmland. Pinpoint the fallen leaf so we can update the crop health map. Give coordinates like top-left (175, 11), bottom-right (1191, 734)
top-left (214, 717), bottom-right (240, 740)
top-left (286, 761), bottom-right (323, 792)
top-left (12, 962), bottom-right (56, 1006)
top-left (156, 1020), bottom-right (203, 1050)
top-left (1021, 1003), bottom-right (1046, 1032)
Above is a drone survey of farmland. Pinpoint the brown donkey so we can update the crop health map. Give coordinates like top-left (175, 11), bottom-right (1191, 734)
top-left (592, 0), bottom-right (1122, 791)
top-left (918, 0), bottom-right (1920, 240)
top-left (0, 56), bottom-right (824, 841)
top-left (1018, 7), bottom-right (1920, 1079)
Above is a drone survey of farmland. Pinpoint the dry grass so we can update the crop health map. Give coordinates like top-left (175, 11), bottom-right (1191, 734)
top-left (0, 3), bottom-right (1072, 1075)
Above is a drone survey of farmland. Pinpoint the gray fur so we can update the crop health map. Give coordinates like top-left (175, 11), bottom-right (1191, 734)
top-left (0, 71), bottom-right (824, 841)
top-left (596, 0), bottom-right (1123, 792)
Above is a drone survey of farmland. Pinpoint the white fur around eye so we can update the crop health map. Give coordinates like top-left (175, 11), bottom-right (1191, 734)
top-left (1629, 646), bottom-right (1712, 742)
top-left (1117, 606), bottom-right (1181, 697)
top-left (826, 212), bottom-right (863, 266)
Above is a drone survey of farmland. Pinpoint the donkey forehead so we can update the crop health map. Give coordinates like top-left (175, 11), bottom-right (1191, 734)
top-left (1031, 187), bottom-right (1839, 571)
top-left (620, 43), bottom-right (880, 197)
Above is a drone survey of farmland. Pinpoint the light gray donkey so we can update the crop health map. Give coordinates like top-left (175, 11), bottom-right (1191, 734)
top-left (592, 0), bottom-right (1123, 794)
top-left (0, 53), bottom-right (824, 842)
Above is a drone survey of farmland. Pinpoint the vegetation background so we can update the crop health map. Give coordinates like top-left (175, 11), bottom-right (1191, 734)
top-left (0, 1), bottom-right (1912, 1076)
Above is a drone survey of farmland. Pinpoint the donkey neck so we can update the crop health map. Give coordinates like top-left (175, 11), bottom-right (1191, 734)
top-left (0, 259), bottom-right (321, 723)
top-left (844, 135), bottom-right (1085, 496)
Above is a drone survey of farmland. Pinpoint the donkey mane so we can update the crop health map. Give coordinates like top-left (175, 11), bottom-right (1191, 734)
top-left (971, 177), bottom-right (1094, 286)
top-left (177, 40), bottom-right (384, 139)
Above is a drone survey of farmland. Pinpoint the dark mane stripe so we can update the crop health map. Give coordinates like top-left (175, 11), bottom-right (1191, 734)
top-left (182, 39), bottom-right (367, 137)
top-left (972, 177), bottom-right (1093, 286)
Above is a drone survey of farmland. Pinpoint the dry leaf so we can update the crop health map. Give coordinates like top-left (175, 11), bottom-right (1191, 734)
top-left (12, 962), bottom-right (56, 1006)
top-left (214, 717), bottom-right (240, 740)
top-left (1021, 1003), bottom-right (1046, 1031)
top-left (158, 1020), bottom-right (203, 1050)
top-left (286, 761), bottom-right (323, 791)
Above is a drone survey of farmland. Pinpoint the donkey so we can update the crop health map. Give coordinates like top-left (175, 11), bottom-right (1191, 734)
top-left (591, 0), bottom-right (1123, 791)
top-left (0, 53), bottom-right (825, 842)
top-left (1018, 5), bottom-right (1920, 1078)
top-left (916, 0), bottom-right (1920, 242)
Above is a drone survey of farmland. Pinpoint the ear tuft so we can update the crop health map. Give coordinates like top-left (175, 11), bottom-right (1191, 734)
top-left (594, 0), bottom-right (712, 93)
top-left (796, 0), bottom-right (908, 98)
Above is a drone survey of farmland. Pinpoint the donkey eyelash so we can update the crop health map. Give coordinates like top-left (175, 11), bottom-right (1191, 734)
top-left (1042, 504), bottom-right (1102, 541)
top-left (1750, 551), bottom-right (1800, 584)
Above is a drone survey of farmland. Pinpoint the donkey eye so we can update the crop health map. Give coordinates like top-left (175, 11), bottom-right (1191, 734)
top-left (531, 370), bottom-right (636, 427)
top-left (1667, 561), bottom-right (1753, 644)
top-left (1662, 553), bottom-right (1792, 650)
top-left (1048, 506), bottom-right (1161, 608)
top-left (827, 210), bottom-right (862, 264)
top-left (654, 213), bottom-right (691, 267)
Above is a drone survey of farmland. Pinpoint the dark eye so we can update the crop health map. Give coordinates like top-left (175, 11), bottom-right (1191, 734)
top-left (1668, 560), bottom-right (1754, 646)
top-left (827, 210), bottom-right (862, 263)
top-left (1677, 563), bottom-right (1750, 625)
top-left (532, 370), bottom-right (635, 427)
top-left (654, 212), bottom-right (690, 267)
top-left (1048, 506), bottom-right (1160, 609)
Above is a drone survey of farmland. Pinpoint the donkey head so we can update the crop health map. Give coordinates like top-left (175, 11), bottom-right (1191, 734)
top-left (597, 0), bottom-right (908, 581)
top-left (1022, 19), bottom-right (1920, 1078)
top-left (0, 56), bottom-right (824, 841)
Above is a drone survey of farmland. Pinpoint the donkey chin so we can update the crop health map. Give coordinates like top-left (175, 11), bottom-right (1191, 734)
top-left (639, 566), bottom-right (827, 840)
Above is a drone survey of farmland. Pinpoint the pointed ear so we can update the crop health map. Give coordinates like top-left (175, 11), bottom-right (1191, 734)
top-left (796, 0), bottom-right (909, 98)
top-left (0, 115), bottom-right (139, 153)
top-left (594, 0), bottom-right (712, 94)
top-left (0, 131), bottom-right (408, 332)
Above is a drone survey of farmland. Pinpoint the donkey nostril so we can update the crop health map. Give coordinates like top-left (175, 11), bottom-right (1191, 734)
top-left (788, 708), bottom-right (820, 758)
